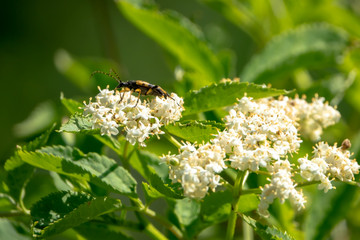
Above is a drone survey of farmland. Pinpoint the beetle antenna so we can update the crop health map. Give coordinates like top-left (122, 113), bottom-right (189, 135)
top-left (90, 70), bottom-right (121, 83)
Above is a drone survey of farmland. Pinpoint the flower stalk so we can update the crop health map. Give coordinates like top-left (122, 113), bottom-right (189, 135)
top-left (226, 170), bottom-right (248, 240)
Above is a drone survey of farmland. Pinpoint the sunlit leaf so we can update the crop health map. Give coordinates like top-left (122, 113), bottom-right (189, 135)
top-left (243, 215), bottom-right (295, 240)
top-left (183, 81), bottom-right (290, 115)
top-left (31, 191), bottom-right (121, 238)
top-left (116, 0), bottom-right (223, 88)
top-left (241, 23), bottom-right (349, 83)
top-left (165, 120), bottom-right (225, 143)
top-left (19, 146), bottom-right (136, 196)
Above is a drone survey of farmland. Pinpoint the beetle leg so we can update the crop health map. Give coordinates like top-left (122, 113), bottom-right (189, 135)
top-left (133, 88), bottom-right (142, 107)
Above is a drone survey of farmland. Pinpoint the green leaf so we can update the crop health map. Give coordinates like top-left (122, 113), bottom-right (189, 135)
top-left (183, 81), bottom-right (290, 115)
top-left (116, 0), bottom-right (223, 88)
top-left (241, 23), bottom-right (349, 83)
top-left (60, 93), bottom-right (83, 114)
top-left (18, 146), bottom-right (137, 196)
top-left (142, 174), bottom-right (182, 204)
top-left (0, 219), bottom-right (30, 240)
top-left (59, 113), bottom-right (98, 134)
top-left (149, 174), bottom-right (182, 199)
top-left (74, 222), bottom-right (132, 240)
top-left (31, 191), bottom-right (121, 238)
top-left (130, 150), bottom-right (168, 181)
top-left (142, 182), bottom-right (164, 204)
top-left (243, 215), bottom-right (295, 240)
top-left (200, 0), bottom-right (266, 45)
top-left (165, 120), bottom-right (225, 143)
top-left (4, 125), bottom-right (55, 201)
top-left (304, 183), bottom-right (358, 240)
top-left (55, 49), bottom-right (119, 93)
top-left (60, 97), bottom-right (122, 154)
top-left (174, 198), bottom-right (201, 226)
top-left (201, 190), bottom-right (232, 224)
top-left (238, 193), bottom-right (260, 213)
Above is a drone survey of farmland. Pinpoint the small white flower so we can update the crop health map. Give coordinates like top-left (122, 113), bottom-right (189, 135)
top-left (298, 140), bottom-right (359, 192)
top-left (258, 160), bottom-right (306, 217)
top-left (217, 97), bottom-right (301, 172)
top-left (161, 142), bottom-right (226, 199)
top-left (83, 87), bottom-right (184, 146)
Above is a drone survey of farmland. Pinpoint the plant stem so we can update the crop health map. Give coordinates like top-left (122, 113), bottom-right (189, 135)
top-left (226, 170), bottom-right (248, 240)
top-left (122, 141), bottom-right (130, 170)
top-left (0, 210), bottom-right (25, 218)
top-left (144, 208), bottom-right (184, 239)
top-left (163, 132), bottom-right (182, 149)
top-left (131, 198), bottom-right (184, 239)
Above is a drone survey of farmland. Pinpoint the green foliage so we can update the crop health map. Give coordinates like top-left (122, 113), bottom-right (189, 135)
top-left (116, 0), bottom-right (223, 88)
top-left (165, 120), bottom-right (225, 143)
top-left (59, 113), bottom-right (98, 134)
top-left (4, 125), bottom-right (56, 202)
top-left (31, 191), bottom-right (121, 238)
top-left (243, 215), bottom-right (295, 240)
top-left (18, 146), bottom-right (136, 196)
top-left (174, 198), bottom-right (201, 226)
top-left (183, 81), bottom-right (290, 115)
top-left (74, 222), bottom-right (132, 240)
top-left (3, 0), bottom-right (360, 239)
top-left (305, 184), bottom-right (358, 240)
top-left (241, 23), bottom-right (349, 83)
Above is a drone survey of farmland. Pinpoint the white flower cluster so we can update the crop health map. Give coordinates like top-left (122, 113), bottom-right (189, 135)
top-left (298, 140), bottom-right (359, 192)
top-left (83, 87), bottom-right (184, 146)
top-left (216, 97), bottom-right (302, 172)
top-left (269, 95), bottom-right (341, 141)
top-left (258, 160), bottom-right (306, 217)
top-left (161, 142), bottom-right (226, 199)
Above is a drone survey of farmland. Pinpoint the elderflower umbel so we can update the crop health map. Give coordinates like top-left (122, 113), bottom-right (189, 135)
top-left (269, 95), bottom-right (341, 141)
top-left (298, 139), bottom-right (359, 192)
top-left (83, 87), bottom-right (184, 146)
top-left (161, 142), bottom-right (226, 199)
top-left (258, 160), bottom-right (306, 217)
top-left (213, 97), bottom-right (302, 172)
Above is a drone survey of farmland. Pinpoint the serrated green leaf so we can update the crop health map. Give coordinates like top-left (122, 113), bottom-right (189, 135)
top-left (142, 182), bottom-right (164, 204)
top-left (165, 120), bottom-right (225, 143)
top-left (116, 0), bottom-right (223, 88)
top-left (60, 94), bottom-right (83, 114)
top-left (243, 215), bottom-right (295, 240)
top-left (60, 97), bottom-right (122, 154)
top-left (149, 174), bottom-right (183, 200)
top-left (241, 23), bottom-right (349, 83)
top-left (130, 150), bottom-right (168, 181)
top-left (31, 191), bottom-right (121, 238)
top-left (183, 81), bottom-right (290, 115)
top-left (74, 222), bottom-right (132, 240)
top-left (175, 198), bottom-right (200, 226)
top-left (18, 146), bottom-right (136, 196)
top-left (305, 183), bottom-right (358, 240)
top-left (4, 125), bottom-right (55, 202)
top-left (59, 113), bottom-right (98, 134)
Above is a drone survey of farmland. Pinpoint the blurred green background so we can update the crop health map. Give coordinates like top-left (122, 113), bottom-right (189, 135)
top-left (0, 0), bottom-right (255, 160)
top-left (2, 0), bottom-right (360, 239)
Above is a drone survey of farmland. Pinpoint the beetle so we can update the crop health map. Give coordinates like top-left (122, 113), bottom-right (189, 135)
top-left (90, 70), bottom-right (176, 106)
